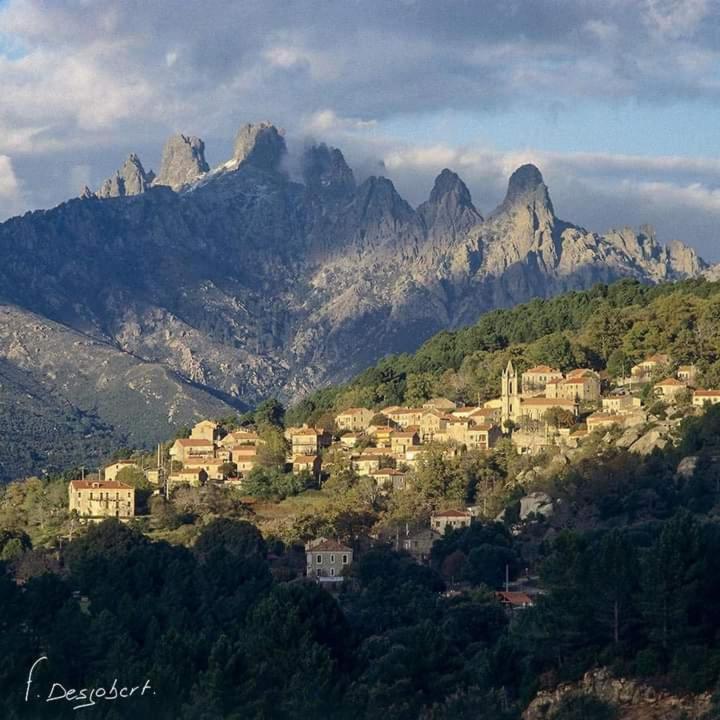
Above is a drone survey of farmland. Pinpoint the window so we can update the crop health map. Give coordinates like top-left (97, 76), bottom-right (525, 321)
top-left (330, 554), bottom-right (335, 563)
top-left (342, 554), bottom-right (348, 564)
top-left (330, 568), bottom-right (335, 577)
top-left (316, 555), bottom-right (322, 564)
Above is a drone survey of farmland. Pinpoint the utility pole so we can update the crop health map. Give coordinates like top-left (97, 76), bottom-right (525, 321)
top-left (505, 563), bottom-right (510, 593)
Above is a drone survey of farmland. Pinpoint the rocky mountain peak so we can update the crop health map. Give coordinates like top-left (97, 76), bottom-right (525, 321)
top-left (419, 168), bottom-right (482, 239)
top-left (231, 122), bottom-right (286, 172)
top-left (428, 168), bottom-right (472, 206)
top-left (154, 133), bottom-right (209, 190)
top-left (302, 143), bottom-right (356, 201)
top-left (97, 153), bottom-right (154, 198)
top-left (498, 163), bottom-right (554, 217)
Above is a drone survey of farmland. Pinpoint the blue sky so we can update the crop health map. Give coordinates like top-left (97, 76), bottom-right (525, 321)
top-left (1, 0), bottom-right (720, 259)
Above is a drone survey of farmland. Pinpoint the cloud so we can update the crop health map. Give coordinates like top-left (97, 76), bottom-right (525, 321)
top-left (0, 0), bottom-right (719, 258)
top-left (0, 155), bottom-right (25, 219)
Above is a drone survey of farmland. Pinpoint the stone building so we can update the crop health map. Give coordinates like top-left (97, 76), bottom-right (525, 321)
top-left (69, 480), bottom-right (135, 520)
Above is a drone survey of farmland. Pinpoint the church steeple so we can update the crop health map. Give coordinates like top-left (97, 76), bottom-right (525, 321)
top-left (501, 360), bottom-right (519, 426)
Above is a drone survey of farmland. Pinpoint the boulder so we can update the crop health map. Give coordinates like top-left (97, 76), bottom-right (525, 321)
top-left (520, 492), bottom-right (554, 520)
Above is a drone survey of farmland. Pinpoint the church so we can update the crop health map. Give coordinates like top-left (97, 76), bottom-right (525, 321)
top-left (501, 360), bottom-right (579, 427)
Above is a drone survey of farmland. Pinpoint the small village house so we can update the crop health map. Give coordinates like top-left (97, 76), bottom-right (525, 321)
top-left (369, 467), bottom-right (408, 490)
top-left (168, 468), bottom-right (208, 488)
top-left (654, 377), bottom-right (687, 401)
top-left (335, 407), bottom-right (374, 432)
top-left (103, 460), bottom-right (140, 482)
top-left (292, 454), bottom-right (321, 479)
top-left (190, 419), bottom-right (220, 443)
top-left (677, 365), bottom-right (698, 384)
top-left (169, 438), bottom-right (215, 464)
top-left (390, 430), bottom-right (420, 455)
top-left (631, 353), bottom-right (671, 380)
top-left (431, 509), bottom-right (472, 534)
top-left (183, 458), bottom-right (228, 481)
top-left (586, 412), bottom-right (625, 433)
top-left (351, 454), bottom-right (381, 476)
top-left (521, 365), bottom-right (564, 394)
top-left (219, 429), bottom-right (259, 447)
top-left (286, 426), bottom-right (332, 456)
top-left (383, 407), bottom-right (425, 428)
top-left (463, 423), bottom-right (502, 451)
top-left (339, 432), bottom-right (362, 448)
top-left (692, 389), bottom-right (720, 407)
top-left (306, 539), bottom-right (353, 583)
top-left (602, 393), bottom-right (643, 414)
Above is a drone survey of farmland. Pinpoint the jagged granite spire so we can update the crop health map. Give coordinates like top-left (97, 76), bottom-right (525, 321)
top-left (496, 163), bottom-right (554, 218)
top-left (97, 154), bottom-right (154, 198)
top-left (418, 168), bottom-right (482, 239)
top-left (302, 143), bottom-right (355, 201)
top-left (154, 134), bottom-right (209, 190)
top-left (231, 122), bottom-right (286, 172)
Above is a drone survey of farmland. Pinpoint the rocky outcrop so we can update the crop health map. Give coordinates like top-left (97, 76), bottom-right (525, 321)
top-left (230, 122), bottom-right (286, 172)
top-left (524, 668), bottom-right (712, 720)
top-left (519, 492), bottom-right (554, 520)
top-left (153, 134), bottom-right (209, 190)
top-left (97, 153), bottom-right (154, 198)
top-left (302, 143), bottom-right (356, 204)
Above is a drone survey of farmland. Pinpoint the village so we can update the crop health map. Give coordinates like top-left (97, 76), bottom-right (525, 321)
top-left (66, 352), bottom-right (720, 594)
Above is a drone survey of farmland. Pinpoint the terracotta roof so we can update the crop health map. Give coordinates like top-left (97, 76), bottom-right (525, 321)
top-left (467, 423), bottom-right (493, 432)
top-left (566, 368), bottom-right (596, 378)
top-left (337, 407), bottom-right (371, 416)
top-left (293, 455), bottom-right (319, 463)
top-left (289, 427), bottom-right (325, 437)
top-left (311, 539), bottom-right (352, 552)
top-left (370, 468), bottom-right (406, 476)
top-left (524, 365), bottom-right (561, 374)
top-left (545, 378), bottom-right (563, 385)
top-left (694, 389), bottom-right (720, 396)
top-left (496, 591), bottom-right (533, 606)
top-left (175, 438), bottom-right (214, 447)
top-left (432, 509), bottom-right (471, 518)
top-left (655, 377), bottom-right (685, 387)
top-left (521, 398), bottom-right (576, 406)
top-left (388, 407), bottom-right (424, 415)
top-left (391, 430), bottom-right (418, 438)
top-left (678, 365), bottom-right (695, 372)
top-left (184, 458), bottom-right (225, 466)
top-left (70, 480), bottom-right (133, 490)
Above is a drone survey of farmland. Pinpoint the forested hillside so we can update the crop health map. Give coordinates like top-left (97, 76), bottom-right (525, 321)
top-left (288, 278), bottom-right (720, 426)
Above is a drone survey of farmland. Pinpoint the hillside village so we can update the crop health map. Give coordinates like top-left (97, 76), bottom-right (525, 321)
top-left (64, 351), bottom-right (720, 588)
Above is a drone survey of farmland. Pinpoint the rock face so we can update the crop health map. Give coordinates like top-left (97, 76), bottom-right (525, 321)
top-left (230, 122), bottom-right (286, 171)
top-left (524, 668), bottom-right (711, 720)
top-left (519, 492), bottom-right (554, 520)
top-left (0, 121), bottom-right (711, 476)
top-left (153, 134), bottom-right (209, 190)
top-left (97, 154), bottom-right (154, 198)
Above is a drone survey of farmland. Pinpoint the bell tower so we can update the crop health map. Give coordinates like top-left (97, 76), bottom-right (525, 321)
top-left (501, 359), bottom-right (519, 425)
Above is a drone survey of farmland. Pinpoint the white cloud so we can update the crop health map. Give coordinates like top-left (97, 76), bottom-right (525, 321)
top-left (0, 155), bottom-right (25, 219)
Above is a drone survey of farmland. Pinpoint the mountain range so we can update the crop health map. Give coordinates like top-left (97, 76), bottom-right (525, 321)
top-left (0, 121), bottom-right (709, 478)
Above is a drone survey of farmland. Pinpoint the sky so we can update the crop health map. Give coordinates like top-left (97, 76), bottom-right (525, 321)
top-left (2, 0), bottom-right (720, 258)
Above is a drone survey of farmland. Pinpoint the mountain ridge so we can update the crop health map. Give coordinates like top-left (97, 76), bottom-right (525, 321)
top-left (0, 121), bottom-right (711, 478)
